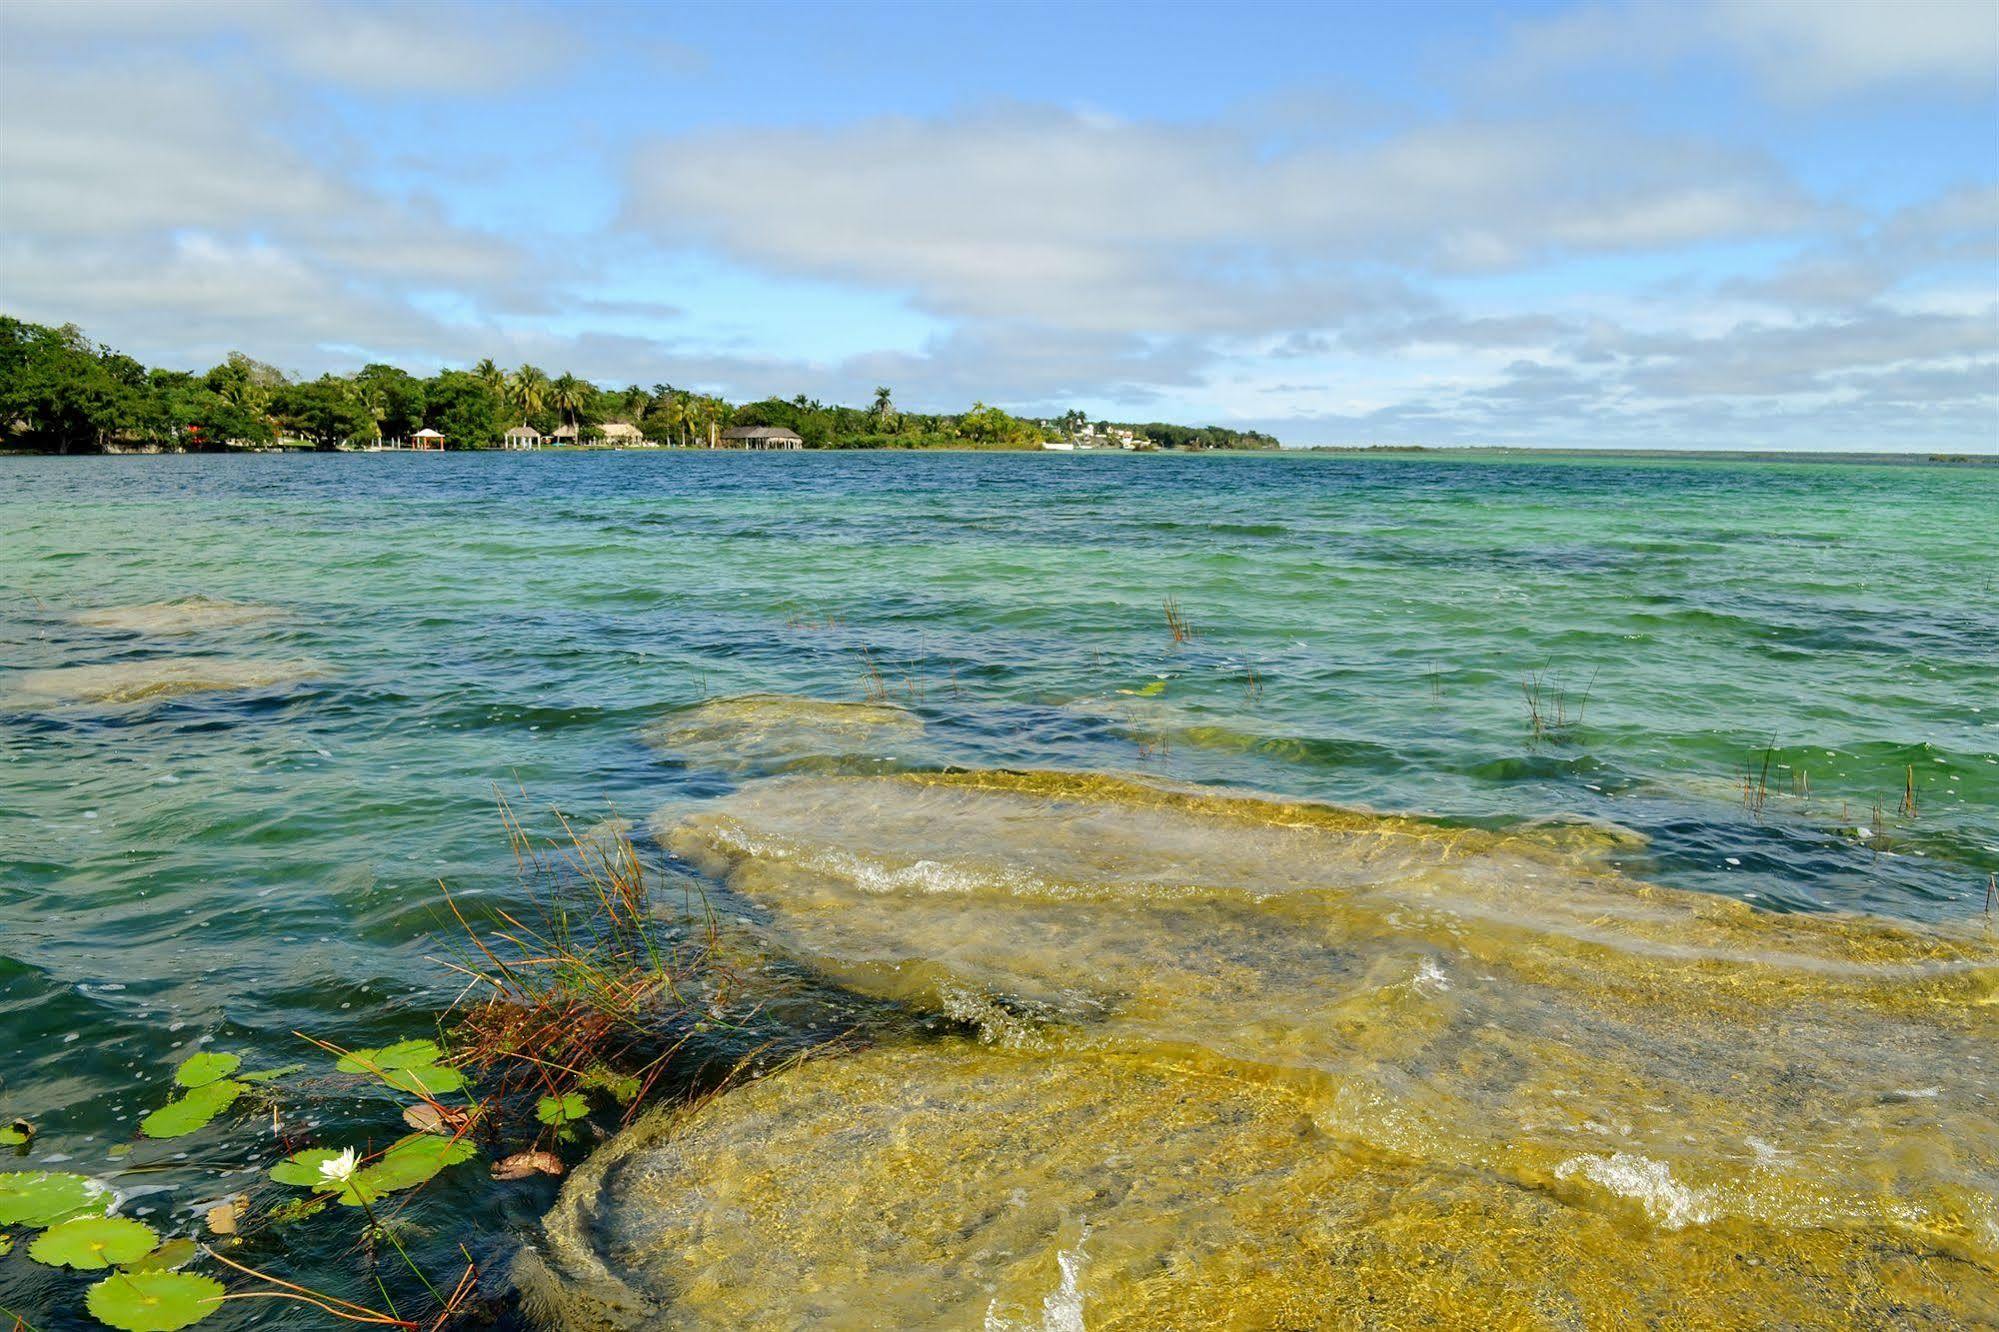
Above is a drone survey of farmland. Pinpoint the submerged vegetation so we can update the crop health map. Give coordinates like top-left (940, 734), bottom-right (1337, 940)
top-left (0, 316), bottom-right (1278, 453)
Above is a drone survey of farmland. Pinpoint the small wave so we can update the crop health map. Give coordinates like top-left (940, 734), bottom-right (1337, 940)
top-left (985, 1225), bottom-right (1087, 1332)
top-left (1555, 1153), bottom-right (1715, 1229)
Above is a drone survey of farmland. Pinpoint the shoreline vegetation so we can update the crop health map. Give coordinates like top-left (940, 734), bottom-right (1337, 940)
top-left (0, 316), bottom-right (1279, 455)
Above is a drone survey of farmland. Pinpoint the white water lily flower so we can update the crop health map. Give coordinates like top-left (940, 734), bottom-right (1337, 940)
top-left (319, 1146), bottom-right (361, 1184)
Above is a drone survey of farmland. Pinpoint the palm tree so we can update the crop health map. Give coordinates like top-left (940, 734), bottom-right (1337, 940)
top-left (659, 395), bottom-right (686, 448)
top-left (508, 365), bottom-right (549, 424)
top-left (620, 384), bottom-right (648, 422)
top-left (873, 386), bottom-right (894, 422)
top-left (473, 358), bottom-right (505, 395)
top-left (551, 373), bottom-right (587, 438)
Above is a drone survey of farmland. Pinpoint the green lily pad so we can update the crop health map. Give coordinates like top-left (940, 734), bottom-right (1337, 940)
top-left (172, 1052), bottom-right (240, 1088)
top-left (377, 1063), bottom-right (465, 1097)
top-left (128, 1237), bottom-right (198, 1272)
top-left (0, 1233), bottom-right (13, 1255)
top-left (268, 1148), bottom-right (343, 1188)
top-left (535, 1092), bottom-right (588, 1126)
top-left (0, 1171), bottom-right (109, 1226)
top-left (335, 1038), bottom-right (443, 1072)
top-left (335, 1040), bottom-right (464, 1097)
top-left (29, 1215), bottom-right (157, 1269)
top-left (86, 1270), bottom-right (225, 1332)
top-left (139, 1079), bottom-right (244, 1139)
top-left (323, 1174), bottom-right (390, 1207)
top-left (333, 1133), bottom-right (476, 1205)
top-left (237, 1064), bottom-right (304, 1084)
top-left (0, 1118), bottom-right (34, 1146)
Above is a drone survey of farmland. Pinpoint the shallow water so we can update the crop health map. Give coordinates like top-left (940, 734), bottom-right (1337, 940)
top-left (1, 451), bottom-right (1995, 1328)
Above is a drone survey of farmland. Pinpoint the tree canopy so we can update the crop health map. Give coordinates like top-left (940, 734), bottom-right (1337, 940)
top-left (0, 315), bottom-right (1280, 453)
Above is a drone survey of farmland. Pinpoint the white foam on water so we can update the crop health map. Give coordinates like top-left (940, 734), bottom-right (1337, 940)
top-left (1555, 1153), bottom-right (1715, 1229)
top-left (985, 1225), bottom-right (1088, 1332)
top-left (1411, 956), bottom-right (1451, 995)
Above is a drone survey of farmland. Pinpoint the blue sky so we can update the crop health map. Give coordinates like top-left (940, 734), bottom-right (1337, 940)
top-left (2, 0), bottom-right (1994, 449)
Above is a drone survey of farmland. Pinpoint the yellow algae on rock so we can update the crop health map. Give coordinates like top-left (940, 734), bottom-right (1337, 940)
top-left (7, 657), bottom-right (328, 706)
top-left (72, 597), bottom-right (286, 635)
top-left (649, 769), bottom-right (1999, 1274)
top-left (640, 694), bottom-right (924, 773)
top-left (523, 1042), bottom-right (1996, 1331)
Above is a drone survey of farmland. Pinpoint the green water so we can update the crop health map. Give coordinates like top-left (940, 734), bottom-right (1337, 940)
top-left (1, 450), bottom-right (1995, 1327)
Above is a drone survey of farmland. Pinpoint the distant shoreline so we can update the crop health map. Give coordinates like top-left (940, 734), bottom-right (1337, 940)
top-left (5, 443), bottom-right (1990, 465)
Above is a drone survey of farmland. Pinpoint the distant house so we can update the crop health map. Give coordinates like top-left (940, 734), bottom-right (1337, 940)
top-left (549, 424), bottom-right (579, 443)
top-left (599, 421), bottom-right (644, 446)
top-left (721, 426), bottom-right (804, 451)
top-left (502, 425), bottom-right (542, 450)
top-left (411, 428), bottom-right (446, 451)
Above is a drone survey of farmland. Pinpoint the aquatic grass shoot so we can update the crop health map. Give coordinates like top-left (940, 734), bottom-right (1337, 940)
top-left (433, 795), bottom-right (737, 1142)
top-left (1741, 740), bottom-right (1777, 818)
top-left (1521, 665), bottom-right (1596, 743)
top-left (856, 648), bottom-right (890, 705)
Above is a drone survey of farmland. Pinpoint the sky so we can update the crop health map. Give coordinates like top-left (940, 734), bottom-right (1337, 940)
top-left (1, 0), bottom-right (1995, 450)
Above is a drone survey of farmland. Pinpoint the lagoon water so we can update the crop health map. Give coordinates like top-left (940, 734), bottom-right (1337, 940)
top-left (2, 451), bottom-right (1996, 1328)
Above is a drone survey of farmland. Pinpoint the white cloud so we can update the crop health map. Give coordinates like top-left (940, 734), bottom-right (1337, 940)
top-left (1, 0), bottom-right (580, 93)
top-left (1496, 0), bottom-right (1999, 101)
top-left (626, 106), bottom-right (1816, 336)
top-left (1708, 0), bottom-right (1999, 99)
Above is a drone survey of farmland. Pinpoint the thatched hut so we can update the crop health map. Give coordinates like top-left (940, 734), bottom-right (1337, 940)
top-left (721, 426), bottom-right (804, 451)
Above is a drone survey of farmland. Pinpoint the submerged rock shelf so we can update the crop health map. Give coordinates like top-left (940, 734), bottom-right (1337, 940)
top-left (525, 769), bottom-right (1999, 1328)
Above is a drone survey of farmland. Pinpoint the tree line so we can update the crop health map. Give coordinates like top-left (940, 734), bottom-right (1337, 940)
top-left (0, 316), bottom-right (1279, 453)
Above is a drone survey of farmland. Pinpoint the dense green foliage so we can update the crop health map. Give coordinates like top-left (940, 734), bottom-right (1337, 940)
top-left (0, 316), bottom-right (1279, 452)
top-left (1129, 421), bottom-right (1281, 450)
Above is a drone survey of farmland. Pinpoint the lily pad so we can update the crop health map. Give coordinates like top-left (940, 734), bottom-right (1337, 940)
top-left (237, 1064), bottom-right (304, 1084)
top-left (337, 1133), bottom-right (476, 1204)
top-left (268, 1148), bottom-right (343, 1187)
top-left (336, 1038), bottom-right (444, 1072)
top-left (140, 1080), bottom-right (244, 1139)
top-left (29, 1215), bottom-right (158, 1269)
top-left (203, 1198), bottom-right (243, 1236)
top-left (0, 1171), bottom-right (109, 1226)
top-left (129, 1238), bottom-right (198, 1272)
top-left (377, 1063), bottom-right (465, 1097)
top-left (172, 1053), bottom-right (240, 1088)
top-left (536, 1093), bottom-right (588, 1126)
top-left (335, 1040), bottom-right (465, 1096)
top-left (86, 1270), bottom-right (225, 1332)
top-left (0, 1118), bottom-right (34, 1146)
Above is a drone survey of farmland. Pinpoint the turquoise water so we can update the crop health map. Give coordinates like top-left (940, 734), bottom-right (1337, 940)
top-left (2, 450), bottom-right (1995, 1326)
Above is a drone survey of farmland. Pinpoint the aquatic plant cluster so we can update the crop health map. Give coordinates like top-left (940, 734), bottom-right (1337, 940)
top-left (0, 1043), bottom-right (466, 1332)
top-left (1, 803), bottom-right (724, 1332)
